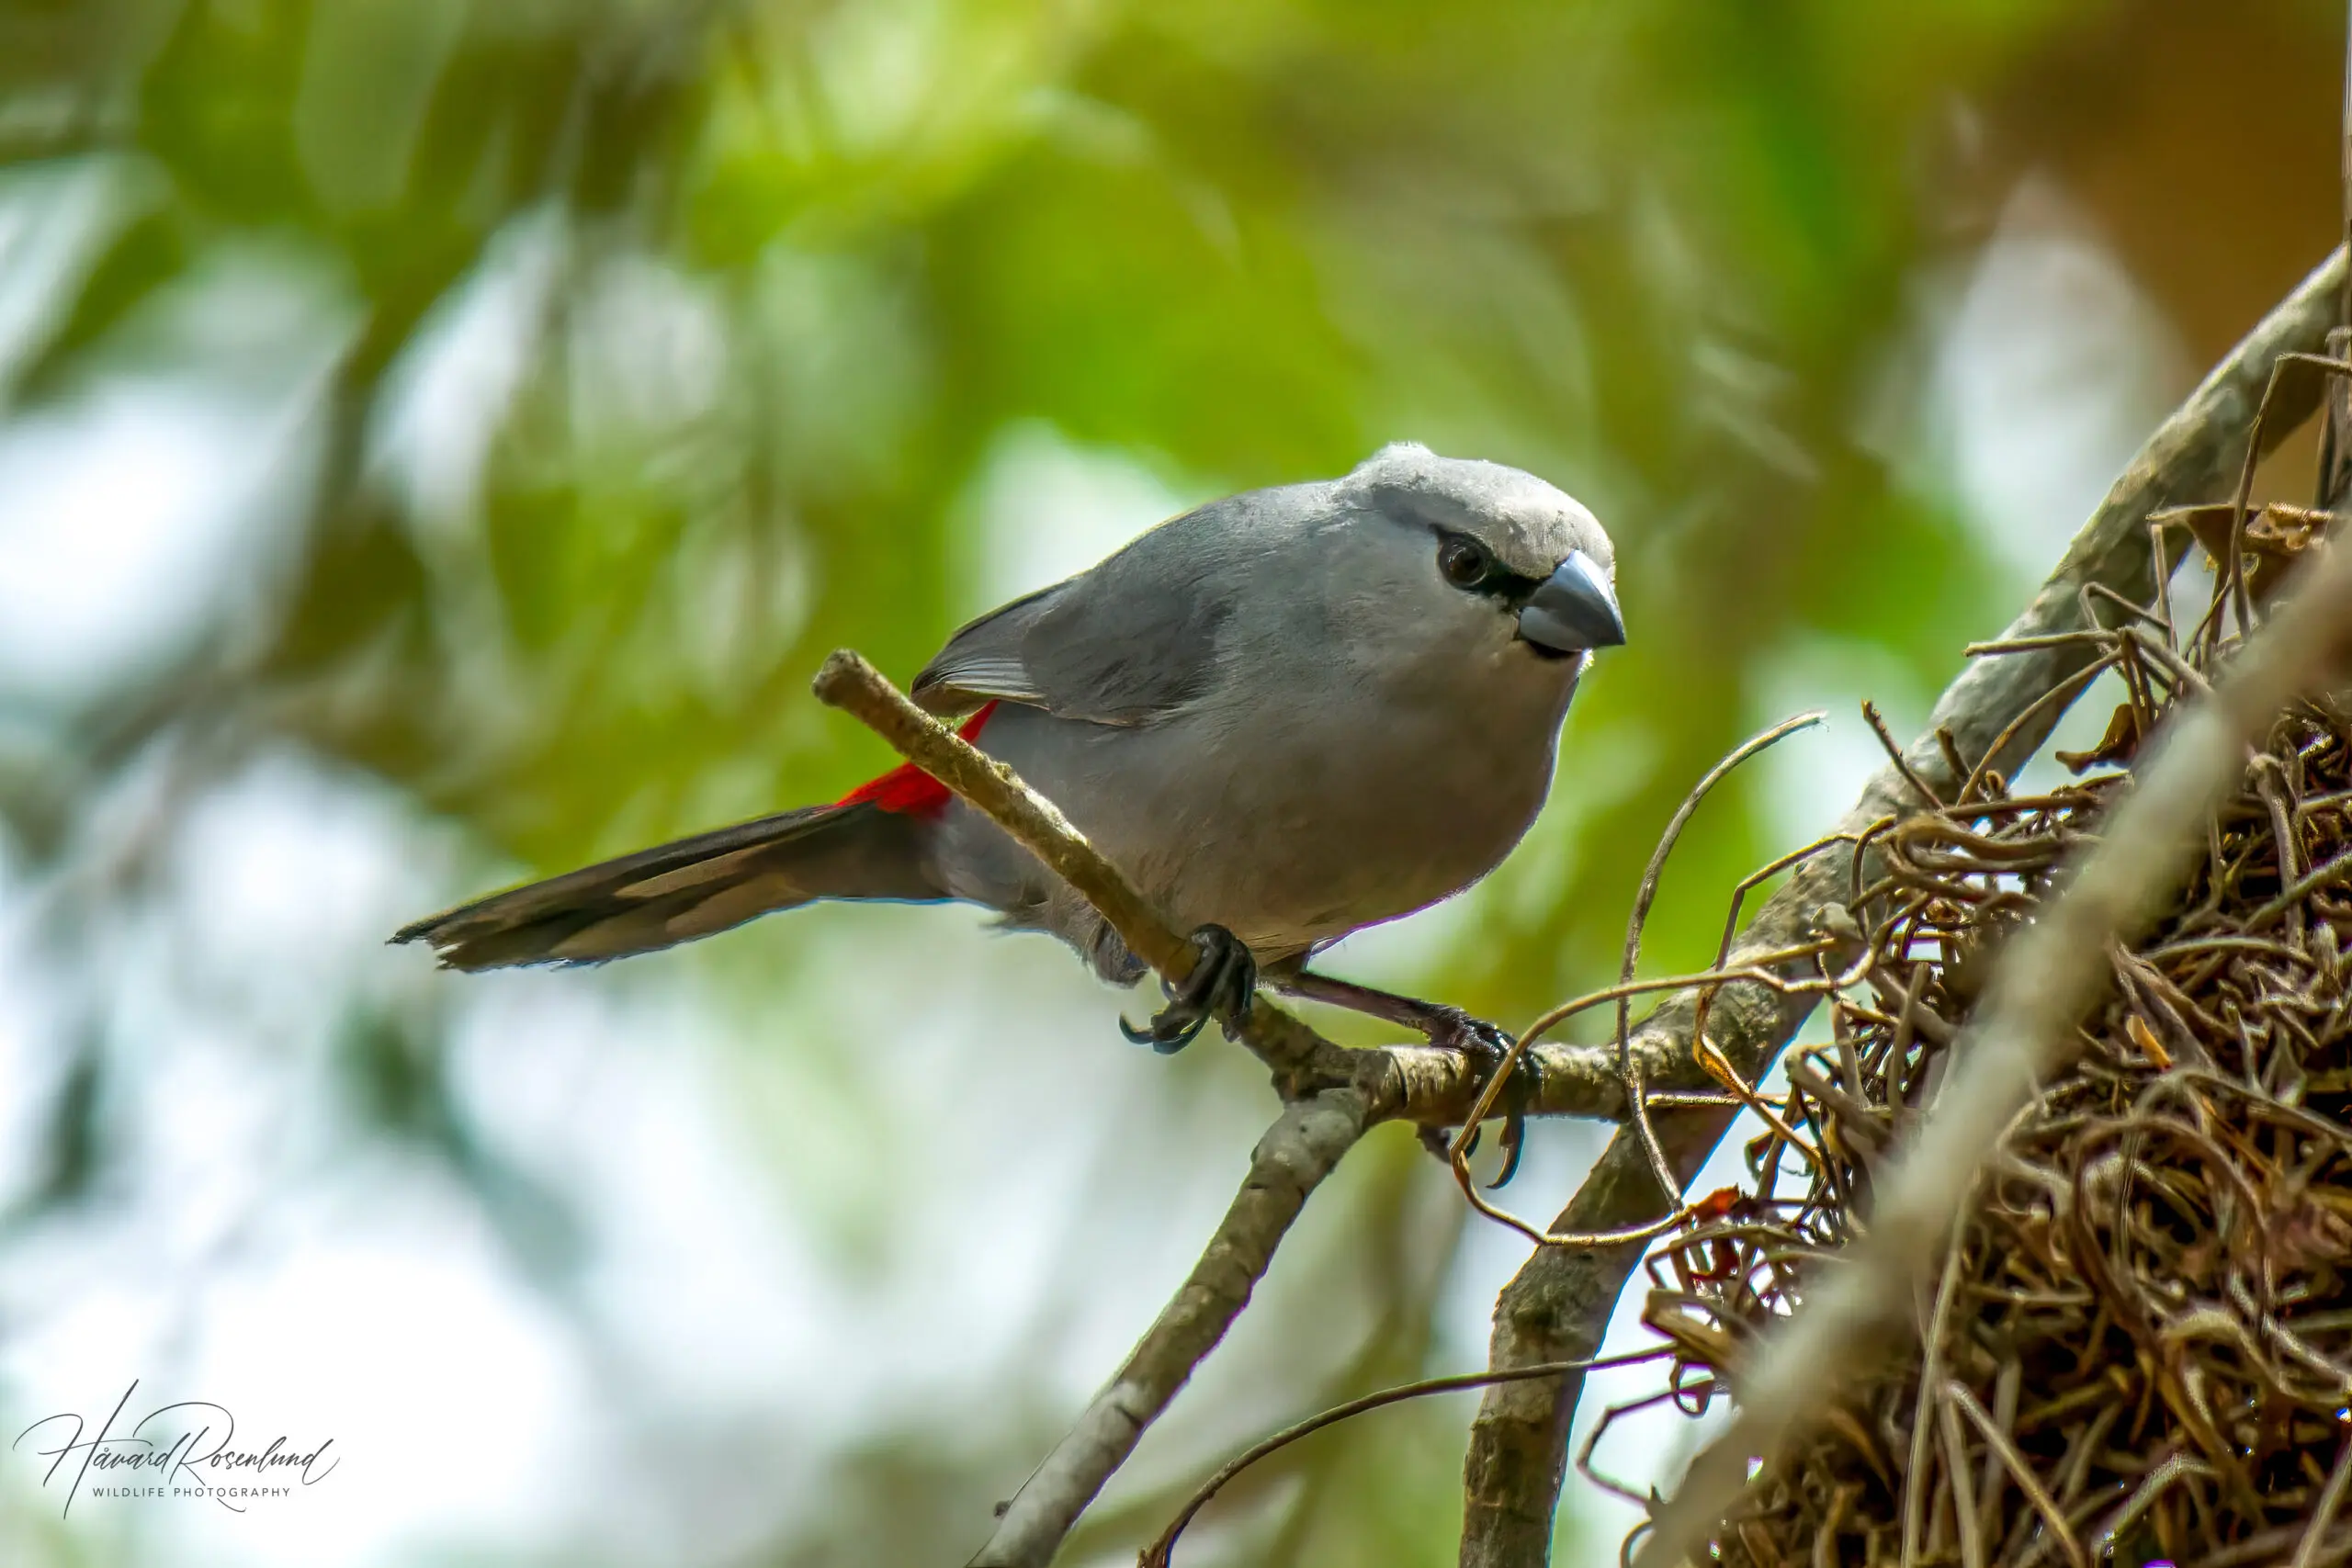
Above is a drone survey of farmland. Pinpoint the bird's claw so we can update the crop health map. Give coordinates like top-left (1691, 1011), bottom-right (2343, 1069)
top-left (1417, 1008), bottom-right (1531, 1189)
top-left (1120, 924), bottom-right (1256, 1055)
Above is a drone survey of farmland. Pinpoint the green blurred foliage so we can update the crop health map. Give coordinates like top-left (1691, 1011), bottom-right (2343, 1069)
top-left (7, 0), bottom-right (2049, 987)
top-left (0, 0), bottom-right (2344, 1562)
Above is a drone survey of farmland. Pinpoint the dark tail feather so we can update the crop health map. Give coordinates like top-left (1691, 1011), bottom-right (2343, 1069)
top-left (393, 802), bottom-right (940, 970)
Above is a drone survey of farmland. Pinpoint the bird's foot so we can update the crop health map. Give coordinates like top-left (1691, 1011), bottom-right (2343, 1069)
top-left (1412, 1008), bottom-right (1532, 1190)
top-left (1121, 925), bottom-right (1256, 1055)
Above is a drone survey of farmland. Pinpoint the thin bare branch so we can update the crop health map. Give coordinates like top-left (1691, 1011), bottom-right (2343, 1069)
top-left (969, 1089), bottom-right (1371, 1568)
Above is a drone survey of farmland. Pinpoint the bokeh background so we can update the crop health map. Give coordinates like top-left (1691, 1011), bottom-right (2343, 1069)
top-left (0, 1), bottom-right (2341, 1563)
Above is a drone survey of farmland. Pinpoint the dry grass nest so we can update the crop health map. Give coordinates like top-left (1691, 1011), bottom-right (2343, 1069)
top-left (1622, 525), bottom-right (2352, 1567)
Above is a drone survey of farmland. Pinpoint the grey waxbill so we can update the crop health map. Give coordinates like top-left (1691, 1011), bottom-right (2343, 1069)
top-left (395, 443), bottom-right (1624, 1117)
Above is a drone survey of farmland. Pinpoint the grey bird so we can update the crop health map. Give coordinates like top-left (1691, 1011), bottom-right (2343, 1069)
top-left (395, 443), bottom-right (1624, 1068)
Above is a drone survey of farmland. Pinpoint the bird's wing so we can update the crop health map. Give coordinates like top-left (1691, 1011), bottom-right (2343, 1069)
top-left (910, 559), bottom-right (1230, 727)
top-left (910, 583), bottom-right (1058, 716)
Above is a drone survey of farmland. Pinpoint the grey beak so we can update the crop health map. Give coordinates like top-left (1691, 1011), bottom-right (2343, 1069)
top-left (1518, 549), bottom-right (1625, 653)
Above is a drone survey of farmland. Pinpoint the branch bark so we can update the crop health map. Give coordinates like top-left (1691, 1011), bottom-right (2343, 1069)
top-left (1456, 243), bottom-right (2351, 1568)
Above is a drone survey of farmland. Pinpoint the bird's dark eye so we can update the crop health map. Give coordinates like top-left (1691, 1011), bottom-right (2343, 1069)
top-left (1437, 535), bottom-right (1493, 590)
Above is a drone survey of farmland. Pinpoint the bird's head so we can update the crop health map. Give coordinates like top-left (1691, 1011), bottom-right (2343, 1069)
top-left (1333, 442), bottom-right (1624, 670)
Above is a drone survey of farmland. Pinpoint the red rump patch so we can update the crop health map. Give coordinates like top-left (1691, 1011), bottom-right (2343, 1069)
top-left (837, 702), bottom-right (1000, 815)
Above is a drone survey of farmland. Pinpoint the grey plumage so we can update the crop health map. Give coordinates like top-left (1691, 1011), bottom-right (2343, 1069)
top-left (396, 443), bottom-right (1622, 1000)
top-left (911, 499), bottom-right (1247, 724)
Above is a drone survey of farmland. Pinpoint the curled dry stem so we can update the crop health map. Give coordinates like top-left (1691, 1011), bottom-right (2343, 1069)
top-left (1611, 711), bottom-right (1828, 1204)
top-left (1459, 243), bottom-right (2350, 1568)
top-left (1137, 1347), bottom-right (1678, 1567)
top-left (1634, 470), bottom-right (2352, 1566)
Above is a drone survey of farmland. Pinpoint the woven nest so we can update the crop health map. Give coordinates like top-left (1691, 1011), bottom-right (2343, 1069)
top-left (1622, 523), bottom-right (2352, 1567)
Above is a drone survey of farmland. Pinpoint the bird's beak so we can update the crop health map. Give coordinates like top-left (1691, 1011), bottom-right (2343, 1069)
top-left (1517, 550), bottom-right (1625, 654)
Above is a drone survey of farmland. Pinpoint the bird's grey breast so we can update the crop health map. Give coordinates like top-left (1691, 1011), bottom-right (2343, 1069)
top-left (1174, 630), bottom-right (1577, 952)
top-left (959, 561), bottom-right (1569, 958)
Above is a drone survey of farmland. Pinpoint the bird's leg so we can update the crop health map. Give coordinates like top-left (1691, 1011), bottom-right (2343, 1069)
top-left (1265, 967), bottom-right (1531, 1187)
top-left (1121, 925), bottom-right (1256, 1055)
